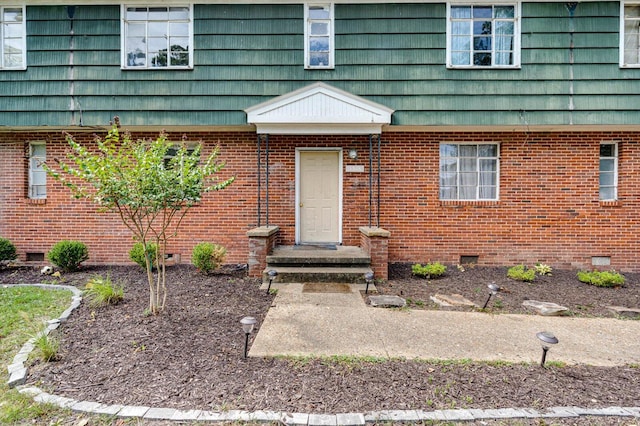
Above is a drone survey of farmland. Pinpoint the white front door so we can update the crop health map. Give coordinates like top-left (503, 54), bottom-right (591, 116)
top-left (296, 149), bottom-right (342, 244)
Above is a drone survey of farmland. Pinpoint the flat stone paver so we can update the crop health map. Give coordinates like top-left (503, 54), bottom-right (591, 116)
top-left (368, 294), bottom-right (406, 307)
top-left (431, 293), bottom-right (477, 307)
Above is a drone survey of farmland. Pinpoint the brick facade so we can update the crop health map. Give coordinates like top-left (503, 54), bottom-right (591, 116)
top-left (1, 129), bottom-right (638, 272)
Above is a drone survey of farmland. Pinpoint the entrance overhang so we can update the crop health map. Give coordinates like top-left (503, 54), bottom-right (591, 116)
top-left (244, 82), bottom-right (394, 134)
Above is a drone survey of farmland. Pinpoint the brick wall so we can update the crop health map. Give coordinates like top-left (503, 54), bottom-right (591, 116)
top-left (377, 131), bottom-right (640, 272)
top-left (1, 129), bottom-right (638, 271)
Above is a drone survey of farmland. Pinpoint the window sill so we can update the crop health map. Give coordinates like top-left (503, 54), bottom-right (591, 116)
top-left (440, 200), bottom-right (499, 207)
top-left (446, 65), bottom-right (521, 70)
top-left (121, 66), bottom-right (194, 71)
top-left (599, 200), bottom-right (621, 207)
top-left (305, 66), bottom-right (335, 70)
top-left (26, 198), bottom-right (47, 205)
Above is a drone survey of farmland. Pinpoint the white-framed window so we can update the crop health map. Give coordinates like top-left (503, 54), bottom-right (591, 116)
top-left (29, 142), bottom-right (46, 199)
top-left (304, 3), bottom-right (334, 69)
top-left (163, 143), bottom-right (197, 167)
top-left (446, 3), bottom-right (520, 68)
top-left (599, 143), bottom-right (618, 201)
top-left (1, 6), bottom-right (26, 70)
top-left (621, 2), bottom-right (640, 67)
top-left (440, 143), bottom-right (499, 200)
top-left (121, 5), bottom-right (193, 69)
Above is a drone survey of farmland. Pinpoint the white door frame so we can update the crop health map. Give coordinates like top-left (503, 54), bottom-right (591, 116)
top-left (295, 147), bottom-right (343, 245)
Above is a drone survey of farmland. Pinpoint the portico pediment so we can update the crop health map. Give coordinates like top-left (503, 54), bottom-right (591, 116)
top-left (245, 82), bottom-right (394, 134)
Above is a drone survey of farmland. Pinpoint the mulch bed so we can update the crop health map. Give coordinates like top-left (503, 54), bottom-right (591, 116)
top-left (380, 263), bottom-right (640, 318)
top-left (2, 264), bottom-right (640, 424)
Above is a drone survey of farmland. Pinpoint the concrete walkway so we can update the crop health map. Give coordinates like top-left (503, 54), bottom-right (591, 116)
top-left (251, 283), bottom-right (640, 366)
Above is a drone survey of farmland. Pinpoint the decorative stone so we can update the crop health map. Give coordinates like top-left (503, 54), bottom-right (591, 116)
top-left (522, 300), bottom-right (569, 316)
top-left (431, 293), bottom-right (477, 308)
top-left (430, 295), bottom-right (452, 307)
top-left (606, 305), bottom-right (640, 318)
top-left (369, 295), bottom-right (406, 308)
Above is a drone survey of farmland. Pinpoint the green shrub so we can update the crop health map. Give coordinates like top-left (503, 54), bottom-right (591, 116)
top-left (34, 332), bottom-right (60, 362)
top-left (0, 237), bottom-right (17, 261)
top-left (192, 242), bottom-right (226, 274)
top-left (84, 274), bottom-right (124, 307)
top-left (47, 240), bottom-right (88, 272)
top-left (577, 270), bottom-right (626, 288)
top-left (507, 264), bottom-right (536, 282)
top-left (129, 242), bottom-right (158, 269)
top-left (534, 263), bottom-right (553, 276)
top-left (412, 262), bottom-right (447, 279)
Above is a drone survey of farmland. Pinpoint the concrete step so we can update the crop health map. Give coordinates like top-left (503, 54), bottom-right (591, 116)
top-left (263, 266), bottom-right (374, 284)
top-left (266, 245), bottom-right (370, 266)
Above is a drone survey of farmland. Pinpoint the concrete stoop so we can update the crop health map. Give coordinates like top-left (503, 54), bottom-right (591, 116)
top-left (263, 245), bottom-right (373, 284)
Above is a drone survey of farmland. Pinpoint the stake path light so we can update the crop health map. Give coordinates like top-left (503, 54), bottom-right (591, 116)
top-left (266, 269), bottom-right (278, 295)
top-left (536, 331), bottom-right (559, 367)
top-left (240, 316), bottom-right (257, 359)
top-left (364, 271), bottom-right (374, 294)
top-left (482, 282), bottom-right (501, 309)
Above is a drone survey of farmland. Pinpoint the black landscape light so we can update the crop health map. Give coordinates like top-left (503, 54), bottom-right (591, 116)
top-left (536, 331), bottom-right (559, 368)
top-left (266, 269), bottom-right (278, 295)
top-left (481, 282), bottom-right (501, 309)
top-left (364, 271), bottom-right (374, 294)
top-left (240, 316), bottom-right (257, 359)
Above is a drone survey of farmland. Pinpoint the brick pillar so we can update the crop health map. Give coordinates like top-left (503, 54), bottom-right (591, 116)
top-left (359, 226), bottom-right (390, 280)
top-left (247, 226), bottom-right (279, 277)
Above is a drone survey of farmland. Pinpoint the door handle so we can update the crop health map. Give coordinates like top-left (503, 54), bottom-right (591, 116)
top-left (299, 202), bottom-right (304, 207)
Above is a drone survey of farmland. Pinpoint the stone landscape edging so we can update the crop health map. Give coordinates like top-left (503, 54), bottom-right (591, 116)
top-left (4, 283), bottom-right (640, 424)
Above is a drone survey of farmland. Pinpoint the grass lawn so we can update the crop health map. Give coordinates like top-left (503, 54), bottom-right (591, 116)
top-left (0, 285), bottom-right (73, 424)
top-left (0, 284), bottom-right (105, 425)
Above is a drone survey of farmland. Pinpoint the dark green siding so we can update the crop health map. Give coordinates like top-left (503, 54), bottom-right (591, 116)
top-left (1, 2), bottom-right (638, 127)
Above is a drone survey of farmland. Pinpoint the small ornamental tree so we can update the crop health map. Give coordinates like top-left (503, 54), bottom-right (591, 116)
top-left (46, 119), bottom-right (234, 314)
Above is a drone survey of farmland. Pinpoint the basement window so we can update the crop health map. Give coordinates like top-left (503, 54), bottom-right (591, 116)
top-left (460, 255), bottom-right (479, 265)
top-left (591, 256), bottom-right (611, 267)
top-left (26, 252), bottom-right (45, 262)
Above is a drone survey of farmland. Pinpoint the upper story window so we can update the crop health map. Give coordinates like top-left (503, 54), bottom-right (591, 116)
top-left (29, 142), bottom-right (46, 199)
top-left (1, 6), bottom-right (25, 70)
top-left (440, 143), bottom-right (499, 200)
top-left (121, 5), bottom-right (193, 69)
top-left (621, 2), bottom-right (640, 67)
top-left (599, 143), bottom-right (618, 201)
top-left (447, 3), bottom-right (520, 68)
top-left (304, 4), bottom-right (334, 69)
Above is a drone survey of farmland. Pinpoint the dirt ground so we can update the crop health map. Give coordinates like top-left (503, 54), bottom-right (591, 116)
top-left (1, 263), bottom-right (639, 425)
